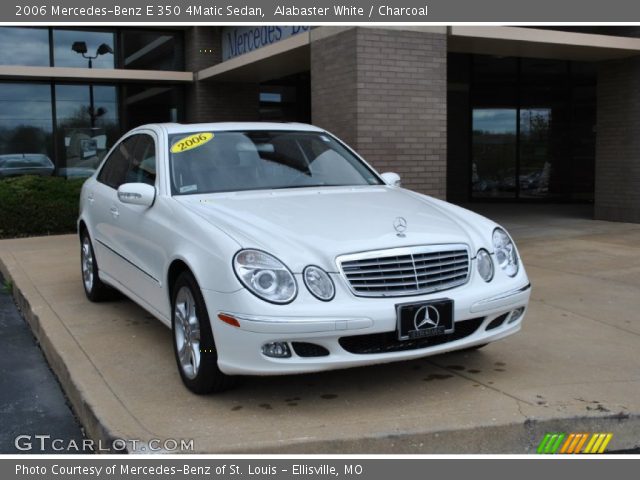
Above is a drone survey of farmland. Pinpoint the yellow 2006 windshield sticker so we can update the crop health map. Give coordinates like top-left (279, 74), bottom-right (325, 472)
top-left (170, 132), bottom-right (213, 154)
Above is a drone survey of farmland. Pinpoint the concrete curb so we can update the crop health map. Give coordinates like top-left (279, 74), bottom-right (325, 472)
top-left (1, 250), bottom-right (639, 454)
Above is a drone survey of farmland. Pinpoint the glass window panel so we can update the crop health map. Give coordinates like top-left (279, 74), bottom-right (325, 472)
top-left (472, 109), bottom-right (517, 199)
top-left (0, 83), bottom-right (53, 177)
top-left (55, 84), bottom-right (119, 178)
top-left (569, 68), bottom-right (596, 201)
top-left (473, 55), bottom-right (517, 84)
top-left (521, 58), bottom-right (568, 84)
top-left (0, 27), bottom-right (50, 66)
top-left (467, 55), bottom-right (595, 202)
top-left (53, 30), bottom-right (115, 69)
top-left (259, 72), bottom-right (311, 122)
top-left (121, 30), bottom-right (184, 71)
top-left (121, 84), bottom-right (182, 130)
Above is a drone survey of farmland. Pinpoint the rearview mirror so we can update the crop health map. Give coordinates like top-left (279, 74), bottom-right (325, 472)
top-left (381, 172), bottom-right (401, 187)
top-left (117, 183), bottom-right (155, 207)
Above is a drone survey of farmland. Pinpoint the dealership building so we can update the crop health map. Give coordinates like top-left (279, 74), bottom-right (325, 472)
top-left (1, 25), bottom-right (640, 222)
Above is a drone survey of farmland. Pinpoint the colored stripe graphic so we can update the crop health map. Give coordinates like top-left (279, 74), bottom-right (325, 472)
top-left (590, 434), bottom-right (606, 453)
top-left (537, 433), bottom-right (613, 454)
top-left (537, 433), bottom-right (552, 454)
top-left (549, 433), bottom-right (565, 453)
top-left (572, 433), bottom-right (589, 454)
top-left (583, 433), bottom-right (599, 454)
top-left (559, 433), bottom-right (576, 454)
top-left (597, 434), bottom-right (613, 453)
top-left (537, 433), bottom-right (565, 454)
top-left (583, 433), bottom-right (614, 454)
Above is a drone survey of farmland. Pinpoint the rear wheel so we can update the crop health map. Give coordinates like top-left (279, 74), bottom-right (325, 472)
top-left (80, 232), bottom-right (113, 302)
top-left (171, 271), bottom-right (236, 394)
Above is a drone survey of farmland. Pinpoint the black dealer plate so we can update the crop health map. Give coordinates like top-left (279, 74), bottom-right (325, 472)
top-left (396, 299), bottom-right (454, 341)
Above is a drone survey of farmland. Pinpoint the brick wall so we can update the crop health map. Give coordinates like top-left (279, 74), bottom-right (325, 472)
top-left (184, 27), bottom-right (259, 123)
top-left (311, 27), bottom-right (447, 198)
top-left (310, 28), bottom-right (358, 147)
top-left (595, 56), bottom-right (640, 223)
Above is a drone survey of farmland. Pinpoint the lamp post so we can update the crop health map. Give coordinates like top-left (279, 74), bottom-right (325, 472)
top-left (71, 41), bottom-right (113, 128)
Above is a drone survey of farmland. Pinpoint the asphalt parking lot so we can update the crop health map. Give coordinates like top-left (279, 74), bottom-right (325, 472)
top-left (0, 204), bottom-right (639, 453)
top-left (0, 273), bottom-right (85, 454)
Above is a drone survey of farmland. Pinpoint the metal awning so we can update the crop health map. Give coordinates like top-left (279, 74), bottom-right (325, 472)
top-left (0, 66), bottom-right (193, 83)
top-left (449, 26), bottom-right (640, 61)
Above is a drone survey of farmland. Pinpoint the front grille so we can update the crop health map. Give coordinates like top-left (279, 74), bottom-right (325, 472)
top-left (338, 245), bottom-right (470, 297)
top-left (339, 317), bottom-right (484, 355)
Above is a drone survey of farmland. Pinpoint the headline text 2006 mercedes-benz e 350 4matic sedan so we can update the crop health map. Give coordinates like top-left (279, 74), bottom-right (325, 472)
top-left (78, 122), bottom-right (530, 393)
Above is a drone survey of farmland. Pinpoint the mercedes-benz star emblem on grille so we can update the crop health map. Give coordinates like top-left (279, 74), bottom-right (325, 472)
top-left (393, 217), bottom-right (408, 237)
top-left (414, 305), bottom-right (440, 331)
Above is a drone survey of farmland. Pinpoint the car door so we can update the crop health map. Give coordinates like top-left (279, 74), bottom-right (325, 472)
top-left (89, 135), bottom-right (139, 281)
top-left (109, 132), bottom-right (167, 311)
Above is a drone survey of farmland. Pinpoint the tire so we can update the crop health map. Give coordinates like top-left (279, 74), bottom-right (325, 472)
top-left (171, 271), bottom-right (236, 394)
top-left (80, 232), bottom-right (113, 302)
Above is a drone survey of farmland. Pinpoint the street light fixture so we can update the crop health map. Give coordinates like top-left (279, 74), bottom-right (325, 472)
top-left (71, 41), bottom-right (88, 55)
top-left (71, 42), bottom-right (114, 127)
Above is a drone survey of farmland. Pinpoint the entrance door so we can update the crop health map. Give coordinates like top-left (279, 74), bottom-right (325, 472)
top-left (519, 108), bottom-right (552, 199)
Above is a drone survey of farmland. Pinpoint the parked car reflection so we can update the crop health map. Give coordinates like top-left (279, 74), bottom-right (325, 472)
top-left (0, 154), bottom-right (54, 178)
top-left (57, 167), bottom-right (97, 178)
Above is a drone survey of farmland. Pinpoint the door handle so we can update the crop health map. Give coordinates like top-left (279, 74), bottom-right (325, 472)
top-left (110, 206), bottom-right (119, 218)
top-left (87, 193), bottom-right (95, 204)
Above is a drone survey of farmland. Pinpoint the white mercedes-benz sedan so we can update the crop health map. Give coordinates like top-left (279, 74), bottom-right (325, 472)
top-left (78, 122), bottom-right (531, 393)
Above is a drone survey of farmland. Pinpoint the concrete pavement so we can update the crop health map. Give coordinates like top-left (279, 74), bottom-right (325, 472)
top-left (0, 205), bottom-right (639, 453)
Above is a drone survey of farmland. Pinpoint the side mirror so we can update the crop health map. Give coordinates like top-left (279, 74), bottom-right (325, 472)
top-left (117, 183), bottom-right (155, 207)
top-left (381, 172), bottom-right (401, 187)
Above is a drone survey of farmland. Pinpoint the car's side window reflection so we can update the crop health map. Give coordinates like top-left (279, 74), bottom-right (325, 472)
top-left (97, 136), bottom-right (137, 189)
top-left (97, 134), bottom-right (156, 189)
top-left (128, 135), bottom-right (156, 186)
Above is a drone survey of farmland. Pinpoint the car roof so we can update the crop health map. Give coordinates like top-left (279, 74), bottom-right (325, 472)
top-left (149, 122), bottom-right (326, 135)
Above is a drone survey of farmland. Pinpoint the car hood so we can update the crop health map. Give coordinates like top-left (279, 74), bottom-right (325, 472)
top-left (174, 186), bottom-right (495, 272)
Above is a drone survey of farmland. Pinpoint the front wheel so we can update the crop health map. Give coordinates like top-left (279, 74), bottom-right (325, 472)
top-left (171, 271), bottom-right (236, 394)
top-left (80, 232), bottom-right (113, 302)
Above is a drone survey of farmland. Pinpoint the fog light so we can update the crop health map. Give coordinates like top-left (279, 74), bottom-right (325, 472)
top-left (261, 342), bottom-right (291, 358)
top-left (508, 307), bottom-right (525, 324)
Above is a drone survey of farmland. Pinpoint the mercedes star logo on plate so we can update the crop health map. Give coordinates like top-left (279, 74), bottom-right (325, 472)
top-left (413, 305), bottom-right (440, 330)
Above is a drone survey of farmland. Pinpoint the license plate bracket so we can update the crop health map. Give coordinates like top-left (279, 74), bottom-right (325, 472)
top-left (396, 299), bottom-right (454, 341)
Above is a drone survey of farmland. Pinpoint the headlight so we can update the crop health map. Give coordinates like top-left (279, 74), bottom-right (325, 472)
top-left (476, 249), bottom-right (494, 282)
top-left (492, 228), bottom-right (519, 277)
top-left (303, 265), bottom-right (335, 301)
top-left (233, 250), bottom-right (297, 304)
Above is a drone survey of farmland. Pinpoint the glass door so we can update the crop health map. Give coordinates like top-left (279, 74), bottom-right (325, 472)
top-left (519, 108), bottom-right (552, 199)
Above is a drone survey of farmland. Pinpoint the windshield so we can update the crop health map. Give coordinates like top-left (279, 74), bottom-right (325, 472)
top-left (169, 130), bottom-right (382, 195)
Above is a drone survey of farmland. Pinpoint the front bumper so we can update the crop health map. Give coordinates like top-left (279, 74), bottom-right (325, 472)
top-left (203, 274), bottom-right (531, 376)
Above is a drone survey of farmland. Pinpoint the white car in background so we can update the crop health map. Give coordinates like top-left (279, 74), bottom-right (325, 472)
top-left (78, 122), bottom-right (530, 394)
